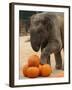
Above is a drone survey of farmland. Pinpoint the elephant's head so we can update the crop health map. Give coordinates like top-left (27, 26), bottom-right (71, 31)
top-left (29, 13), bottom-right (51, 52)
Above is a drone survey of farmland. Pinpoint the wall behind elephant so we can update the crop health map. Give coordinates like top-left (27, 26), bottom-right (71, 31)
top-left (0, 0), bottom-right (72, 90)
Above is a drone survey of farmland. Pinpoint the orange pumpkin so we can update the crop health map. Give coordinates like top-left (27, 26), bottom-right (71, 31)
top-left (26, 67), bottom-right (39, 78)
top-left (23, 64), bottom-right (28, 77)
top-left (28, 55), bottom-right (40, 67)
top-left (40, 64), bottom-right (52, 77)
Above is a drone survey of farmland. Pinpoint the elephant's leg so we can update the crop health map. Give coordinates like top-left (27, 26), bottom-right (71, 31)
top-left (41, 41), bottom-right (62, 66)
top-left (40, 47), bottom-right (50, 65)
top-left (40, 55), bottom-right (50, 65)
top-left (40, 54), bottom-right (47, 64)
top-left (55, 51), bottom-right (62, 69)
top-left (47, 55), bottom-right (51, 65)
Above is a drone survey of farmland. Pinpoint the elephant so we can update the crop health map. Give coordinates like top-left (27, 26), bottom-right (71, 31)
top-left (29, 12), bottom-right (64, 69)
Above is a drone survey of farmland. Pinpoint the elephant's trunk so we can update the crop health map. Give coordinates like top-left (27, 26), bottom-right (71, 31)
top-left (30, 39), bottom-right (40, 52)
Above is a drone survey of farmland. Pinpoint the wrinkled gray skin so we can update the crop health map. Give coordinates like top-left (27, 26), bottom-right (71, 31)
top-left (29, 12), bottom-right (64, 69)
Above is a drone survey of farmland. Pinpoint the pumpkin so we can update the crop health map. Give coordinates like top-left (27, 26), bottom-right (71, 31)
top-left (26, 67), bottom-right (39, 78)
top-left (23, 64), bottom-right (28, 77)
top-left (40, 64), bottom-right (52, 77)
top-left (28, 55), bottom-right (40, 67)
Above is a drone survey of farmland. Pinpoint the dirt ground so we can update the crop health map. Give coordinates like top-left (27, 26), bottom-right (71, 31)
top-left (19, 35), bottom-right (64, 79)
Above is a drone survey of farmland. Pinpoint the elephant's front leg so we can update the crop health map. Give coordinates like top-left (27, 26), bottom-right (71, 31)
top-left (40, 41), bottom-right (61, 66)
top-left (41, 42), bottom-right (51, 64)
top-left (40, 53), bottom-right (50, 65)
top-left (55, 52), bottom-right (62, 69)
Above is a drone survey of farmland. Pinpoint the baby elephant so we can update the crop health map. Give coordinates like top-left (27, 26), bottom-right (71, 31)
top-left (29, 12), bottom-right (64, 69)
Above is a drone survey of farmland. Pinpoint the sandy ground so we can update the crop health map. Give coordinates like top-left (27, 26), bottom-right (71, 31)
top-left (19, 35), bottom-right (64, 79)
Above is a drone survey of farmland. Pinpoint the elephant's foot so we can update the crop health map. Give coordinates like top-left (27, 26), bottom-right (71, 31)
top-left (40, 58), bottom-right (47, 65)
